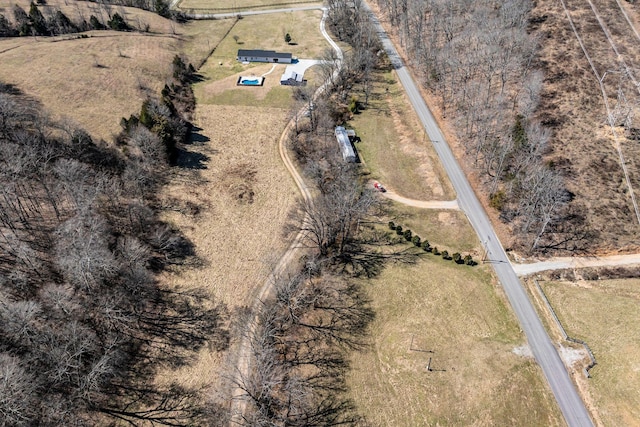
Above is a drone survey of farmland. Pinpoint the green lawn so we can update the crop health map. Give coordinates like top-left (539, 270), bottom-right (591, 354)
top-left (351, 70), bottom-right (456, 201)
top-left (386, 204), bottom-right (479, 255)
top-left (348, 253), bottom-right (563, 426)
top-left (542, 279), bottom-right (640, 426)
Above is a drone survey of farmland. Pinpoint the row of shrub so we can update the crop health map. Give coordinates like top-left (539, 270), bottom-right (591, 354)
top-left (388, 221), bottom-right (477, 266)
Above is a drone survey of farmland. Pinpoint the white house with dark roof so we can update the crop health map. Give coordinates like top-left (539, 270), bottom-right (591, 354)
top-left (237, 49), bottom-right (293, 64)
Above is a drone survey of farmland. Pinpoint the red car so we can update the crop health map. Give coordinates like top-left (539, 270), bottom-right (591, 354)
top-left (373, 181), bottom-right (386, 192)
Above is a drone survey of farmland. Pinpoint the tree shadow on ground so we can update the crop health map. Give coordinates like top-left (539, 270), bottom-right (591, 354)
top-left (190, 131), bottom-right (210, 145)
top-left (174, 148), bottom-right (210, 169)
top-left (335, 230), bottom-right (423, 278)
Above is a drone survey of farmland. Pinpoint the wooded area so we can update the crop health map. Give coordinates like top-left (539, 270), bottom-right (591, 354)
top-left (0, 0), bottom-right (178, 37)
top-left (369, 0), bottom-right (580, 252)
top-left (0, 56), bottom-right (226, 425)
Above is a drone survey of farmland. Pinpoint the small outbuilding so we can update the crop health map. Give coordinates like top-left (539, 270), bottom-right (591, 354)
top-left (280, 69), bottom-right (305, 86)
top-left (237, 49), bottom-right (293, 64)
top-left (335, 126), bottom-right (357, 163)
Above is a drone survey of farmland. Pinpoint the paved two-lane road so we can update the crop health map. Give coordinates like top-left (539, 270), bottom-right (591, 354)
top-left (362, 3), bottom-right (593, 426)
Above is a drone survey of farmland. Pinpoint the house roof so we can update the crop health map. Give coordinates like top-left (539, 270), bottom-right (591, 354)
top-left (280, 70), bottom-right (303, 81)
top-left (237, 49), bottom-right (292, 59)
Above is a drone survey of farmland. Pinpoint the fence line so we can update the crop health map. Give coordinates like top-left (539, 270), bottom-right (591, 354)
top-left (533, 279), bottom-right (597, 378)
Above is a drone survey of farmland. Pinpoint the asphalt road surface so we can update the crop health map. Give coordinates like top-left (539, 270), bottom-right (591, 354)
top-left (362, 2), bottom-right (594, 426)
top-left (513, 253), bottom-right (640, 275)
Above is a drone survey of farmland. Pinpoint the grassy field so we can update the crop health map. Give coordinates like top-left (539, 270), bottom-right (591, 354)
top-left (348, 230), bottom-right (563, 426)
top-left (159, 104), bottom-right (298, 387)
top-left (179, 19), bottom-right (238, 67)
top-left (0, 31), bottom-right (178, 141)
top-left (0, 0), bottom-right (182, 141)
top-left (387, 204), bottom-right (480, 255)
top-left (540, 278), bottom-right (640, 426)
top-left (351, 70), bottom-right (456, 202)
top-left (192, 9), bottom-right (328, 107)
top-left (178, 0), bottom-right (320, 11)
top-left (194, 9), bottom-right (327, 80)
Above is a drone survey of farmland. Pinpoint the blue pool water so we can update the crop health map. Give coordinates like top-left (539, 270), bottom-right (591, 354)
top-left (241, 79), bottom-right (260, 85)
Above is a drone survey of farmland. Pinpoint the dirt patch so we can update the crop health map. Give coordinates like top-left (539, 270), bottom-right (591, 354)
top-left (512, 345), bottom-right (534, 358)
top-left (221, 161), bottom-right (258, 204)
top-left (558, 344), bottom-right (589, 368)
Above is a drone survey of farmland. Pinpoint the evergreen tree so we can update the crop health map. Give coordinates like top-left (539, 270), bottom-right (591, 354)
top-left (28, 2), bottom-right (49, 35)
top-left (107, 13), bottom-right (129, 31)
top-left (89, 15), bottom-right (106, 30)
top-left (0, 14), bottom-right (17, 37)
top-left (13, 5), bottom-right (30, 36)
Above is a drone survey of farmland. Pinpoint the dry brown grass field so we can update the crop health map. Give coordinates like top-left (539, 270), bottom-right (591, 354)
top-left (177, 0), bottom-right (320, 12)
top-left (157, 7), bottom-right (331, 392)
top-left (180, 19), bottom-right (237, 66)
top-left (529, 0), bottom-right (640, 253)
top-left (0, 0), bottom-right (184, 141)
top-left (0, 31), bottom-right (177, 141)
top-left (159, 104), bottom-right (298, 388)
top-left (538, 278), bottom-right (640, 426)
top-left (347, 226), bottom-right (563, 426)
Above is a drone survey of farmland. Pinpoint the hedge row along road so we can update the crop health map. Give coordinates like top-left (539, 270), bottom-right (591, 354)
top-left (360, 1), bottom-right (594, 426)
top-left (171, 0), bottom-right (600, 424)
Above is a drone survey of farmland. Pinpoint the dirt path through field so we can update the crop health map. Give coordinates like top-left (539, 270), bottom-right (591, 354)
top-left (379, 188), bottom-right (459, 210)
top-left (227, 8), bottom-right (337, 424)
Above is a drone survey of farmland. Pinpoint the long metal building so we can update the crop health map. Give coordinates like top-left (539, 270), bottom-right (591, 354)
top-left (334, 126), bottom-right (356, 162)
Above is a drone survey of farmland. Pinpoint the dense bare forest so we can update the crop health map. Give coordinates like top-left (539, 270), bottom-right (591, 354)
top-left (0, 58), bottom-right (227, 425)
top-left (370, 0), bottom-right (593, 253)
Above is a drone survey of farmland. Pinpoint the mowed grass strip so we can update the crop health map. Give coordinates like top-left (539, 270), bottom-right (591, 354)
top-left (348, 251), bottom-right (563, 426)
top-left (541, 279), bottom-right (640, 426)
top-left (352, 70), bottom-right (456, 201)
